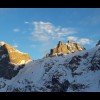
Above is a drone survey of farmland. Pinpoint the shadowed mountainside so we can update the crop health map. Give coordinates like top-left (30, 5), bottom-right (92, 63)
top-left (0, 42), bottom-right (31, 79)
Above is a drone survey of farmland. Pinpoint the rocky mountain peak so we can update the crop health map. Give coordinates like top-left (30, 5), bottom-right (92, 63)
top-left (67, 40), bottom-right (72, 43)
top-left (0, 42), bottom-right (31, 79)
top-left (57, 41), bottom-right (63, 47)
top-left (96, 40), bottom-right (100, 46)
top-left (0, 41), bottom-right (6, 46)
top-left (45, 40), bottom-right (85, 57)
top-left (0, 42), bottom-right (31, 65)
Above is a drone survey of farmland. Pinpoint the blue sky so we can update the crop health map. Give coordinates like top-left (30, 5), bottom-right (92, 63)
top-left (0, 8), bottom-right (100, 60)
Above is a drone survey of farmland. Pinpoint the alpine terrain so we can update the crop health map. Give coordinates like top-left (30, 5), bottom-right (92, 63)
top-left (0, 42), bottom-right (31, 79)
top-left (0, 40), bottom-right (100, 92)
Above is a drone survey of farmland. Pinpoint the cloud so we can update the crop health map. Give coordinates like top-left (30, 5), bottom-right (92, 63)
top-left (36, 35), bottom-right (49, 41)
top-left (30, 21), bottom-right (93, 55)
top-left (57, 28), bottom-right (77, 37)
top-left (32, 21), bottom-right (55, 35)
top-left (13, 28), bottom-right (20, 32)
top-left (78, 38), bottom-right (92, 45)
top-left (67, 36), bottom-right (78, 41)
top-left (31, 21), bottom-right (77, 42)
top-left (31, 34), bottom-right (50, 41)
top-left (24, 21), bottom-right (29, 24)
top-left (67, 36), bottom-right (92, 45)
top-left (13, 43), bottom-right (18, 48)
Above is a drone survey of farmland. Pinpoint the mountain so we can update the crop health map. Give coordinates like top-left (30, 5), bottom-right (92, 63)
top-left (45, 40), bottom-right (85, 57)
top-left (0, 42), bottom-right (31, 79)
top-left (96, 40), bottom-right (100, 46)
top-left (0, 41), bottom-right (100, 92)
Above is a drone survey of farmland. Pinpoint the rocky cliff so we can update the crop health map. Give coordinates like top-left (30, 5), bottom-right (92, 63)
top-left (0, 42), bottom-right (31, 65)
top-left (45, 40), bottom-right (85, 57)
top-left (0, 42), bottom-right (31, 79)
top-left (96, 40), bottom-right (100, 46)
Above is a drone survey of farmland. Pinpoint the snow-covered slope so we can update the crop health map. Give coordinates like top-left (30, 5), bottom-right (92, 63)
top-left (0, 46), bottom-right (100, 92)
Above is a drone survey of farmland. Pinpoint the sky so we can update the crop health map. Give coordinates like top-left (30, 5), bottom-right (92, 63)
top-left (0, 8), bottom-right (100, 60)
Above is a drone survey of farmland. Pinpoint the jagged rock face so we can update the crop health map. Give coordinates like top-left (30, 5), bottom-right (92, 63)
top-left (0, 42), bottom-right (31, 79)
top-left (0, 42), bottom-right (31, 65)
top-left (96, 40), bottom-right (100, 46)
top-left (50, 47), bottom-right (57, 56)
top-left (57, 41), bottom-right (68, 54)
top-left (45, 40), bottom-right (85, 57)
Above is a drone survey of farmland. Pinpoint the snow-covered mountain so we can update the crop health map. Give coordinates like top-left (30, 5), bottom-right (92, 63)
top-left (0, 42), bottom-right (100, 92)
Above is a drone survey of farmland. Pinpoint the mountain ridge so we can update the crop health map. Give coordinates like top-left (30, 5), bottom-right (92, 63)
top-left (1, 45), bottom-right (100, 91)
top-left (0, 41), bottom-right (31, 79)
top-left (0, 40), bottom-right (100, 91)
top-left (0, 41), bottom-right (31, 65)
top-left (45, 40), bottom-right (85, 58)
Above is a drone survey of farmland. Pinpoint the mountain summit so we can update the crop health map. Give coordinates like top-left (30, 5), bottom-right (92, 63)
top-left (45, 40), bottom-right (85, 57)
top-left (0, 42), bottom-right (31, 79)
top-left (0, 42), bottom-right (31, 65)
top-left (96, 40), bottom-right (100, 46)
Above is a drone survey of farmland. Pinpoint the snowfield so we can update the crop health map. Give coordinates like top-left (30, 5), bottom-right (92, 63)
top-left (0, 46), bottom-right (100, 92)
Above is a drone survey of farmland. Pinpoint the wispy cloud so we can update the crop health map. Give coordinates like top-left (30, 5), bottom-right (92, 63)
top-left (67, 36), bottom-right (92, 45)
top-left (67, 36), bottom-right (78, 41)
top-left (57, 28), bottom-right (77, 37)
top-left (31, 21), bottom-right (77, 42)
top-left (32, 21), bottom-right (54, 35)
top-left (13, 28), bottom-right (20, 32)
top-left (13, 43), bottom-right (18, 48)
top-left (24, 21), bottom-right (29, 24)
top-left (29, 21), bottom-right (94, 56)
top-left (78, 38), bottom-right (92, 45)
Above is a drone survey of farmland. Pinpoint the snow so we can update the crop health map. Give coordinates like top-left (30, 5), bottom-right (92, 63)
top-left (1, 54), bottom-right (7, 58)
top-left (0, 42), bottom-right (5, 46)
top-left (0, 46), bottom-right (100, 92)
top-left (20, 60), bottom-right (25, 65)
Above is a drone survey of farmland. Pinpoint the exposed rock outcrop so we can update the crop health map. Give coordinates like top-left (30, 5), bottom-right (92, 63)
top-left (0, 42), bottom-right (31, 65)
top-left (0, 42), bottom-right (31, 79)
top-left (45, 40), bottom-right (85, 57)
top-left (96, 40), bottom-right (100, 46)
